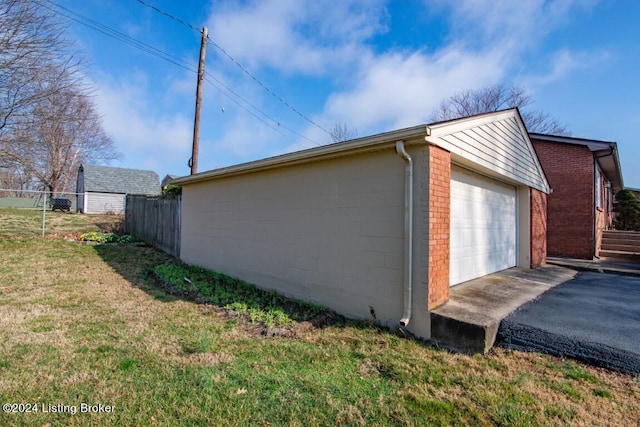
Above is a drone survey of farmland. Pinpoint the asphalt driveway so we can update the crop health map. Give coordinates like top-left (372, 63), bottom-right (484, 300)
top-left (497, 271), bottom-right (640, 375)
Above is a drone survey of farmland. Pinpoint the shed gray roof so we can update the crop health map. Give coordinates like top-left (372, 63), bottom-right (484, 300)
top-left (78, 164), bottom-right (160, 195)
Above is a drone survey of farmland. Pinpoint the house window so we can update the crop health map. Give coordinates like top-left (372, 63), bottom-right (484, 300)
top-left (595, 166), bottom-right (602, 209)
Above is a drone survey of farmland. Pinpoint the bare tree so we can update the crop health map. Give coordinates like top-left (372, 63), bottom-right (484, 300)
top-left (431, 83), bottom-right (570, 135)
top-left (0, 0), bottom-right (73, 133)
top-left (0, 0), bottom-right (119, 195)
top-left (328, 122), bottom-right (358, 143)
top-left (5, 72), bottom-right (119, 195)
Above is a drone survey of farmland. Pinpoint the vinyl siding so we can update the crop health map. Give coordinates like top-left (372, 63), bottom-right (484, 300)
top-left (85, 192), bottom-right (125, 214)
top-left (428, 112), bottom-right (549, 193)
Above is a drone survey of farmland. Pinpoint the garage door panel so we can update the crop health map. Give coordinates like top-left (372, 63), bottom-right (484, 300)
top-left (450, 166), bottom-right (516, 286)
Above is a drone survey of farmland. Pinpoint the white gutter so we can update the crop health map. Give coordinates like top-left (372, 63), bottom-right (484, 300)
top-left (172, 125), bottom-right (429, 186)
top-left (395, 141), bottom-right (413, 327)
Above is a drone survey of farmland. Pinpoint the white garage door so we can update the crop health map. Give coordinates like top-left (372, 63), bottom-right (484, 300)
top-left (450, 166), bottom-right (517, 286)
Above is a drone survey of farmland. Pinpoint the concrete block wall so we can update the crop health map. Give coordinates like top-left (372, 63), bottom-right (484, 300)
top-left (532, 139), bottom-right (594, 259)
top-left (180, 146), bottom-right (431, 332)
top-left (427, 145), bottom-right (451, 309)
top-left (530, 188), bottom-right (547, 267)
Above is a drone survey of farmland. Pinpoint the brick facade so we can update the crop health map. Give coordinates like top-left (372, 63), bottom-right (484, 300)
top-left (532, 139), bottom-right (594, 259)
top-left (427, 145), bottom-right (450, 309)
top-left (530, 188), bottom-right (547, 266)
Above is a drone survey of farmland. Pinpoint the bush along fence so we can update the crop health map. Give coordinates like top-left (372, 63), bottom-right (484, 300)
top-left (124, 194), bottom-right (181, 257)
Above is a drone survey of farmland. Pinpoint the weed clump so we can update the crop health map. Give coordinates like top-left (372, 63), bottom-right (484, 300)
top-left (152, 261), bottom-right (334, 335)
top-left (80, 232), bottom-right (136, 244)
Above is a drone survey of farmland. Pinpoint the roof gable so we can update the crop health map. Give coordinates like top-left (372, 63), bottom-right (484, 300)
top-left (78, 164), bottom-right (160, 195)
top-left (426, 109), bottom-right (550, 193)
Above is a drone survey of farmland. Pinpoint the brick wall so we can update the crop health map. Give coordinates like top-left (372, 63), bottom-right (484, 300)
top-left (531, 139), bottom-right (594, 259)
top-left (428, 145), bottom-right (450, 309)
top-left (530, 188), bottom-right (547, 266)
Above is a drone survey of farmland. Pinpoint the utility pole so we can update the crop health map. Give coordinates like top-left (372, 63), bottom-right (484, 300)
top-left (190, 26), bottom-right (207, 175)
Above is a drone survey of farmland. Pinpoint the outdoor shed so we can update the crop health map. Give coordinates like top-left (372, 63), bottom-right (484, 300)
top-left (76, 164), bottom-right (160, 214)
top-left (172, 109), bottom-right (549, 339)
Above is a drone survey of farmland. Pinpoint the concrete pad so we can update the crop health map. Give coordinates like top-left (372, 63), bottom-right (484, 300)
top-left (430, 265), bottom-right (578, 353)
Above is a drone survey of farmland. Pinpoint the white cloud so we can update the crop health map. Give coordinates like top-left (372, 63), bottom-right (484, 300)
top-left (434, 0), bottom-right (598, 49)
top-left (524, 49), bottom-right (610, 89)
top-left (311, 0), bottom-right (603, 137)
top-left (93, 75), bottom-right (193, 174)
top-left (322, 47), bottom-right (506, 133)
top-left (207, 0), bottom-right (386, 75)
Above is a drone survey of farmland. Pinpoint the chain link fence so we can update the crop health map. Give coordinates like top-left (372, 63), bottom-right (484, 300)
top-left (0, 188), bottom-right (122, 238)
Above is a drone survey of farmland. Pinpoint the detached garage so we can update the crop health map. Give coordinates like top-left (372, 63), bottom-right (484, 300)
top-left (173, 109), bottom-right (549, 339)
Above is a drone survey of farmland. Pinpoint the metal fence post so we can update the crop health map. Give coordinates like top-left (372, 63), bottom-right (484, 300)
top-left (41, 192), bottom-right (47, 238)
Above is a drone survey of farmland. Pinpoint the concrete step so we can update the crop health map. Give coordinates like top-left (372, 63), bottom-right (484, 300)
top-left (603, 231), bottom-right (640, 241)
top-left (599, 250), bottom-right (640, 261)
top-left (602, 236), bottom-right (640, 245)
top-left (600, 243), bottom-right (640, 252)
top-left (601, 231), bottom-right (640, 253)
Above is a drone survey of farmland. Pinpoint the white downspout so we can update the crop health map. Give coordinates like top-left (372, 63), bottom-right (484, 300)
top-left (396, 141), bottom-right (413, 327)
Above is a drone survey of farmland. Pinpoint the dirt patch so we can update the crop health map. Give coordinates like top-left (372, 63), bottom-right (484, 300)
top-left (45, 232), bottom-right (82, 241)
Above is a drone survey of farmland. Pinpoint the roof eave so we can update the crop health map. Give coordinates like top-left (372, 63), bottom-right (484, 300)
top-left (529, 133), bottom-right (614, 151)
top-left (172, 125), bottom-right (429, 186)
top-left (595, 143), bottom-right (624, 193)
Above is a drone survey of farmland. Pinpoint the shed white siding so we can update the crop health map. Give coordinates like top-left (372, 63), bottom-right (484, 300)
top-left (84, 192), bottom-right (125, 214)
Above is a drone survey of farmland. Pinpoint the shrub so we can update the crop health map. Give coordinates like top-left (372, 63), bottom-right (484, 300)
top-left (80, 232), bottom-right (137, 243)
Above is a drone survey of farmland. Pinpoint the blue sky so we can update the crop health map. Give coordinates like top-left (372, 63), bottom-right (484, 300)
top-left (57, 0), bottom-right (640, 188)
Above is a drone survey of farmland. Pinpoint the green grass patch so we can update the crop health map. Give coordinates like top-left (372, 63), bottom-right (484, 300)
top-left (560, 361), bottom-right (599, 383)
top-left (0, 210), bottom-right (638, 426)
top-left (0, 207), bottom-right (125, 239)
top-left (593, 387), bottom-right (612, 398)
top-left (544, 406), bottom-right (577, 421)
top-left (152, 261), bottom-right (330, 330)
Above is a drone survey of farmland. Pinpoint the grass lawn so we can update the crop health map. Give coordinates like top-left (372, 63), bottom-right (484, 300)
top-left (0, 208), bottom-right (638, 426)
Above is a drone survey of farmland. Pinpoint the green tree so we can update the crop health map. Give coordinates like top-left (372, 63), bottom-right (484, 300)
top-left (613, 189), bottom-right (640, 231)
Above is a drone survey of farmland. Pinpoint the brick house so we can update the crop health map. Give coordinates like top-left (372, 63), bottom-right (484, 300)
top-left (172, 109), bottom-right (549, 339)
top-left (530, 134), bottom-right (623, 259)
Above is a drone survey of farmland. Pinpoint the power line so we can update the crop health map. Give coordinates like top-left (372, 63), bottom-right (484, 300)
top-left (39, 0), bottom-right (323, 145)
top-left (134, 0), bottom-right (332, 138)
top-left (206, 38), bottom-right (332, 137)
top-left (37, 0), bottom-right (196, 74)
top-left (203, 74), bottom-right (318, 145)
top-left (136, 0), bottom-right (199, 32)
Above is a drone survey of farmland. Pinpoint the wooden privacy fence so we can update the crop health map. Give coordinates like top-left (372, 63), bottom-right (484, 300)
top-left (125, 194), bottom-right (181, 257)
